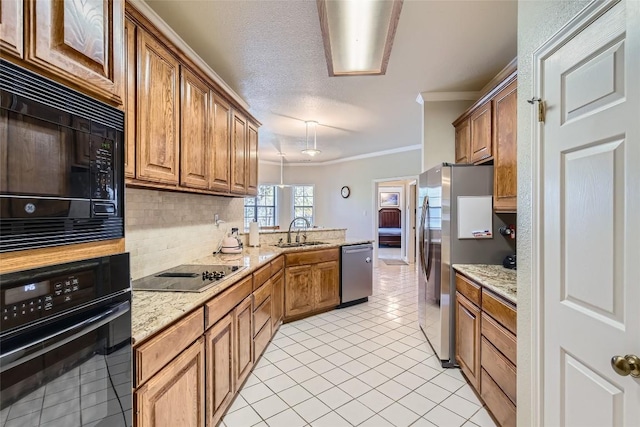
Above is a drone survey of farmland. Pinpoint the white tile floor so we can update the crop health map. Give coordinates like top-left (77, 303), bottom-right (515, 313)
top-left (221, 262), bottom-right (497, 427)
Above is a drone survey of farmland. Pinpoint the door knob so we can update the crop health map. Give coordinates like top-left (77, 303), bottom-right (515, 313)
top-left (610, 354), bottom-right (640, 378)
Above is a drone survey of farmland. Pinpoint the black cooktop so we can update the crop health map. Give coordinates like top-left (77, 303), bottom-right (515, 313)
top-left (132, 264), bottom-right (245, 292)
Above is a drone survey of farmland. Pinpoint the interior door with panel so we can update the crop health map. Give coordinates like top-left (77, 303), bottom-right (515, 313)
top-left (540, 1), bottom-right (640, 425)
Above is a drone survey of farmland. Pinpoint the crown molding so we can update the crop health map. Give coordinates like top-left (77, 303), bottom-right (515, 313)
top-left (131, 0), bottom-right (249, 110)
top-left (416, 91), bottom-right (480, 104)
top-left (259, 144), bottom-right (421, 167)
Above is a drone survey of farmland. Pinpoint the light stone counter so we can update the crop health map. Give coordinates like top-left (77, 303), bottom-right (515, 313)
top-left (132, 238), bottom-right (373, 344)
top-left (452, 264), bottom-right (517, 304)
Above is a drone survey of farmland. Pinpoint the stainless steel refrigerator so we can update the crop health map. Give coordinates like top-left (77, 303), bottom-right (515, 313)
top-left (418, 163), bottom-right (513, 367)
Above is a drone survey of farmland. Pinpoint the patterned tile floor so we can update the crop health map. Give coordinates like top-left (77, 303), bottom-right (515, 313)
top-left (221, 263), bottom-right (497, 427)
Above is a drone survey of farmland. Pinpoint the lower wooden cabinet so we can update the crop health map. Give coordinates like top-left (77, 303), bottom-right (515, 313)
top-left (285, 264), bottom-right (315, 318)
top-left (135, 338), bottom-right (205, 427)
top-left (455, 292), bottom-right (481, 390)
top-left (234, 295), bottom-right (253, 387)
top-left (314, 260), bottom-right (340, 310)
top-left (206, 313), bottom-right (234, 427)
top-left (271, 271), bottom-right (284, 329)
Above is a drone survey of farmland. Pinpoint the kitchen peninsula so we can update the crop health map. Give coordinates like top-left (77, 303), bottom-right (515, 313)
top-left (131, 233), bottom-right (371, 426)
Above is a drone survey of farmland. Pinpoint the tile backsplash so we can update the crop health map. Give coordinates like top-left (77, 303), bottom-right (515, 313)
top-left (125, 188), bottom-right (244, 280)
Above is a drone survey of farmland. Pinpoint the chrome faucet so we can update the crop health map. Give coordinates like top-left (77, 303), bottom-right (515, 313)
top-left (287, 217), bottom-right (311, 243)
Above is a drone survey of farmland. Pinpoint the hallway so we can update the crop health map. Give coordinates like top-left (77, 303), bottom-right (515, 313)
top-left (222, 263), bottom-right (496, 427)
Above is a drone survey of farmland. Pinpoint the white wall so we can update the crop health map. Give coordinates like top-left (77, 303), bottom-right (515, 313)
top-left (422, 100), bottom-right (474, 172)
top-left (258, 150), bottom-right (421, 239)
top-left (517, 1), bottom-right (590, 425)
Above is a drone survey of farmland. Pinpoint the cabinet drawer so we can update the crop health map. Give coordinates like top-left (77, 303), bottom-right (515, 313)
top-left (481, 369), bottom-right (516, 427)
top-left (135, 308), bottom-right (204, 387)
top-left (455, 274), bottom-right (481, 306)
top-left (253, 296), bottom-right (271, 336)
top-left (285, 248), bottom-right (339, 267)
top-left (482, 312), bottom-right (516, 365)
top-left (270, 256), bottom-right (284, 277)
top-left (254, 319), bottom-right (272, 360)
top-left (253, 263), bottom-right (270, 291)
top-left (481, 337), bottom-right (516, 404)
top-left (253, 279), bottom-right (272, 309)
top-left (482, 290), bottom-right (516, 334)
top-left (205, 275), bottom-right (252, 329)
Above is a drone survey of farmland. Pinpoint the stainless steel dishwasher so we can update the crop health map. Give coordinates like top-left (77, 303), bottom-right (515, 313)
top-left (340, 243), bottom-right (373, 307)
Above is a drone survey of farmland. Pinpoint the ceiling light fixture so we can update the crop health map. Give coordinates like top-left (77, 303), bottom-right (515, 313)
top-left (301, 121), bottom-right (321, 157)
top-left (317, 0), bottom-right (404, 76)
top-left (277, 153), bottom-right (291, 188)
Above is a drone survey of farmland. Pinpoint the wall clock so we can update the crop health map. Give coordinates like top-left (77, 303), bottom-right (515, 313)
top-left (341, 186), bottom-right (350, 198)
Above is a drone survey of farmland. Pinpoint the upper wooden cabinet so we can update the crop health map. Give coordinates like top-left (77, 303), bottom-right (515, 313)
top-left (454, 117), bottom-right (471, 164)
top-left (27, 0), bottom-right (124, 105)
top-left (247, 121), bottom-right (259, 196)
top-left (0, 0), bottom-right (23, 59)
top-left (136, 28), bottom-right (180, 185)
top-left (124, 16), bottom-right (136, 178)
top-left (180, 67), bottom-right (210, 189)
top-left (493, 80), bottom-right (518, 213)
top-left (230, 111), bottom-right (248, 195)
top-left (210, 94), bottom-right (232, 192)
top-left (469, 100), bottom-right (493, 163)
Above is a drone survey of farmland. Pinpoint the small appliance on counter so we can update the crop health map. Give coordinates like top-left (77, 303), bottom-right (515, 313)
top-left (220, 228), bottom-right (243, 254)
top-left (503, 254), bottom-right (517, 270)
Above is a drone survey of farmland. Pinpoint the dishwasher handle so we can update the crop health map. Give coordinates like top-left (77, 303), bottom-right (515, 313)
top-left (342, 246), bottom-right (372, 254)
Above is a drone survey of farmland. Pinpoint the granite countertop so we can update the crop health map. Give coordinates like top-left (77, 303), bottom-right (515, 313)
top-left (132, 238), bottom-right (372, 344)
top-left (452, 264), bottom-right (517, 304)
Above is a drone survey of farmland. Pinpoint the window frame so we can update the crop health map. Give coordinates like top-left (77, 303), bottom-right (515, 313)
top-left (291, 184), bottom-right (315, 227)
top-left (244, 185), bottom-right (278, 229)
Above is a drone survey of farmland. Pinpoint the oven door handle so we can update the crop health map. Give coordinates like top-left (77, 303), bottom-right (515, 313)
top-left (0, 300), bottom-right (130, 373)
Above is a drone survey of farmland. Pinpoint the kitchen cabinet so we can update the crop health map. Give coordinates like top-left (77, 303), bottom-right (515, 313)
top-left (136, 28), bottom-right (180, 185)
top-left (205, 313), bottom-right (234, 427)
top-left (455, 292), bottom-right (481, 390)
top-left (247, 121), bottom-right (259, 196)
top-left (234, 295), bottom-right (253, 387)
top-left (454, 272), bottom-right (517, 427)
top-left (124, 17), bottom-right (136, 178)
top-left (27, 0), bottom-right (124, 105)
top-left (0, 0), bottom-right (23, 59)
top-left (284, 248), bottom-right (340, 321)
top-left (469, 100), bottom-right (493, 164)
top-left (454, 117), bottom-right (471, 164)
top-left (230, 111), bottom-right (248, 194)
top-left (493, 80), bottom-right (518, 212)
top-left (209, 94), bottom-right (232, 192)
top-left (180, 67), bottom-right (210, 189)
top-left (271, 270), bottom-right (284, 330)
top-left (135, 338), bottom-right (206, 427)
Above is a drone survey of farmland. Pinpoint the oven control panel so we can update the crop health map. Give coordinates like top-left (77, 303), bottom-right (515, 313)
top-left (1, 271), bottom-right (94, 330)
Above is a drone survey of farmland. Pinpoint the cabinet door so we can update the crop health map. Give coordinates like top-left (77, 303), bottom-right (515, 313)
top-left (230, 111), bottom-right (247, 194)
top-left (136, 29), bottom-right (180, 184)
top-left (284, 265), bottom-right (314, 318)
top-left (271, 271), bottom-right (284, 330)
top-left (28, 0), bottom-right (124, 105)
top-left (209, 93), bottom-right (231, 192)
top-left (493, 80), bottom-right (517, 212)
top-left (314, 260), bottom-right (340, 310)
top-left (234, 296), bottom-right (253, 387)
top-left (455, 292), bottom-right (481, 390)
top-left (206, 313), bottom-right (234, 427)
top-left (247, 121), bottom-right (259, 196)
top-left (136, 338), bottom-right (205, 427)
top-left (454, 118), bottom-right (471, 164)
top-left (469, 100), bottom-right (493, 163)
top-left (0, 0), bottom-right (23, 58)
top-left (180, 67), bottom-right (210, 189)
top-left (123, 17), bottom-right (136, 178)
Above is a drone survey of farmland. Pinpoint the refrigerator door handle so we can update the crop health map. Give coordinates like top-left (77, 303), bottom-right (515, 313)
top-left (419, 196), bottom-right (430, 280)
top-left (425, 197), bottom-right (432, 280)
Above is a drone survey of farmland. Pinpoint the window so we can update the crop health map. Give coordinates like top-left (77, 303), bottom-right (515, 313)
top-left (244, 185), bottom-right (277, 229)
top-left (293, 185), bottom-right (314, 227)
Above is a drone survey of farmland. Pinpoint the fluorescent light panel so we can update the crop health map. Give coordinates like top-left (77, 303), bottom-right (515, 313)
top-left (318, 0), bottom-right (403, 76)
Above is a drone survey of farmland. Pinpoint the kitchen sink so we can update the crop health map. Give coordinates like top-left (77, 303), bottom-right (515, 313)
top-left (274, 241), bottom-right (327, 248)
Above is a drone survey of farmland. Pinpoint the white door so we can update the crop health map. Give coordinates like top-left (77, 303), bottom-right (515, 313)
top-left (540, 0), bottom-right (640, 425)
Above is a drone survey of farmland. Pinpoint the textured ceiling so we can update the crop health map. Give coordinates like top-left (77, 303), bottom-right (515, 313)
top-left (144, 0), bottom-right (517, 164)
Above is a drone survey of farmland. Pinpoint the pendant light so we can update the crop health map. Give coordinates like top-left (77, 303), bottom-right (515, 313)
top-left (277, 153), bottom-right (290, 188)
top-left (301, 121), bottom-right (321, 157)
